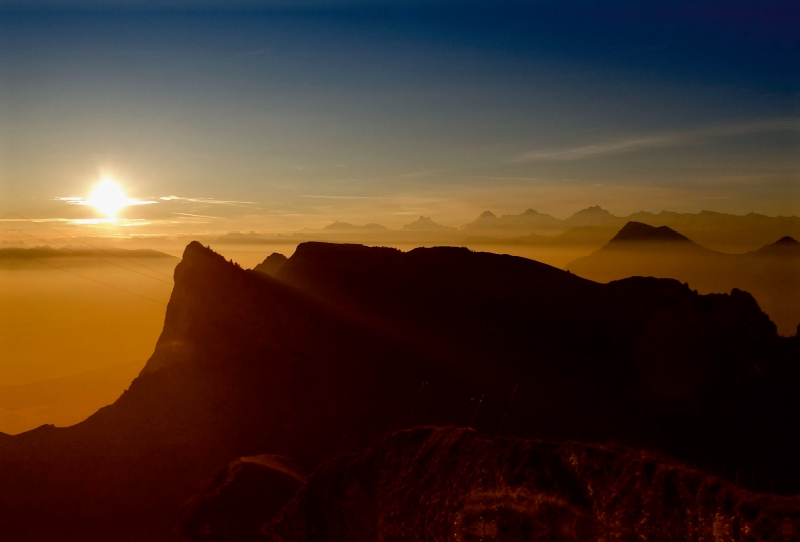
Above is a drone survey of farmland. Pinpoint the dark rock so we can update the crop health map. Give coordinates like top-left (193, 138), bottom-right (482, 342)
top-left (265, 427), bottom-right (800, 542)
top-left (179, 455), bottom-right (304, 542)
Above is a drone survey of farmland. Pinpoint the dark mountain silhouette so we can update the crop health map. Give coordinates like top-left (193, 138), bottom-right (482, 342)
top-left (608, 221), bottom-right (693, 243)
top-left (253, 252), bottom-right (288, 277)
top-left (265, 427), bottom-right (800, 542)
top-left (568, 225), bottom-right (800, 335)
top-left (323, 221), bottom-right (388, 231)
top-left (755, 235), bottom-right (800, 256)
top-left (1, 241), bottom-right (798, 540)
top-left (401, 216), bottom-right (456, 231)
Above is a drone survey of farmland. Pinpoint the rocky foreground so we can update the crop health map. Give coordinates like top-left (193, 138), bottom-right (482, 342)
top-left (263, 427), bottom-right (800, 542)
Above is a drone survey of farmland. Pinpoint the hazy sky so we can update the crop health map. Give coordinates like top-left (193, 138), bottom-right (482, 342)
top-left (1, 0), bottom-right (798, 234)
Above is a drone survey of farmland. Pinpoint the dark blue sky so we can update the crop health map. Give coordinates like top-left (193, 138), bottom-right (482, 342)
top-left (2, 1), bottom-right (798, 229)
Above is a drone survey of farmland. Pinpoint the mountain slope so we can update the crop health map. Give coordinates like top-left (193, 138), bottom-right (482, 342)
top-left (568, 224), bottom-right (800, 335)
top-left (0, 241), bottom-right (798, 540)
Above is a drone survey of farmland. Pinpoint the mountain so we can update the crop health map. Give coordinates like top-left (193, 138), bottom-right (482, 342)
top-left (755, 235), bottom-right (800, 256)
top-left (1, 241), bottom-right (798, 540)
top-left (264, 427), bottom-right (800, 542)
top-left (568, 224), bottom-right (800, 335)
top-left (323, 221), bottom-right (389, 231)
top-left (467, 225), bottom-right (619, 248)
top-left (460, 208), bottom-right (563, 237)
top-left (253, 252), bottom-right (288, 276)
top-left (459, 208), bottom-right (800, 252)
top-left (625, 210), bottom-right (800, 252)
top-left (0, 246), bottom-right (177, 268)
top-left (608, 221), bottom-right (693, 243)
top-left (563, 205), bottom-right (626, 229)
top-left (401, 216), bottom-right (456, 231)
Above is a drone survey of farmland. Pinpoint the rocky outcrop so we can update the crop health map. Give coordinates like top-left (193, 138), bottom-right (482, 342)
top-left (265, 427), bottom-right (800, 542)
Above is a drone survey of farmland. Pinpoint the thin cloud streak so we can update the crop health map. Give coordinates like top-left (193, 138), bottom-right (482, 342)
top-left (159, 196), bottom-right (257, 206)
top-left (515, 118), bottom-right (800, 162)
top-left (299, 195), bottom-right (383, 200)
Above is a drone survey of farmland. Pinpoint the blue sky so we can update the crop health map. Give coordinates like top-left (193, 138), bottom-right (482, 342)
top-left (1, 1), bottom-right (798, 232)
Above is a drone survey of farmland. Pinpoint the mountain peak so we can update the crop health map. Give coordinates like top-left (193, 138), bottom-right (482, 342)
top-left (324, 221), bottom-right (388, 231)
top-left (479, 211), bottom-right (496, 219)
top-left (775, 236), bottom-right (799, 246)
top-left (575, 205), bottom-right (610, 216)
top-left (402, 216), bottom-right (456, 231)
top-left (609, 222), bottom-right (691, 243)
top-left (253, 253), bottom-right (288, 277)
top-left (755, 236), bottom-right (800, 256)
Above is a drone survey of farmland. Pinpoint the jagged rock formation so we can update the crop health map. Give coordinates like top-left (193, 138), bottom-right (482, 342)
top-left (0, 241), bottom-right (798, 540)
top-left (265, 427), bottom-right (800, 542)
top-left (253, 253), bottom-right (288, 277)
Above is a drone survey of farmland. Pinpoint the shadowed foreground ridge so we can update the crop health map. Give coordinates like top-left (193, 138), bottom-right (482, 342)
top-left (266, 427), bottom-right (800, 542)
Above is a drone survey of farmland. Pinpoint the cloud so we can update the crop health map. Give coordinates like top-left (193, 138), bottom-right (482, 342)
top-left (55, 197), bottom-right (157, 207)
top-left (159, 196), bottom-right (257, 206)
top-left (514, 118), bottom-right (800, 162)
top-left (299, 195), bottom-right (383, 200)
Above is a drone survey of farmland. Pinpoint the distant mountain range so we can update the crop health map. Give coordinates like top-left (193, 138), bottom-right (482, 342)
top-left (462, 207), bottom-right (800, 251)
top-left (567, 222), bottom-right (800, 335)
top-left (0, 246), bottom-right (177, 267)
top-left (204, 208), bottom-right (800, 255)
top-left (401, 216), bottom-right (456, 231)
top-left (1, 241), bottom-right (798, 540)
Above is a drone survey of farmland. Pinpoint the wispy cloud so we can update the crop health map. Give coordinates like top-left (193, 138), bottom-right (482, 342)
top-left (172, 212), bottom-right (221, 219)
top-left (55, 196), bottom-right (157, 207)
top-left (299, 195), bottom-right (383, 200)
top-left (159, 196), bottom-right (257, 206)
top-left (515, 118), bottom-right (800, 162)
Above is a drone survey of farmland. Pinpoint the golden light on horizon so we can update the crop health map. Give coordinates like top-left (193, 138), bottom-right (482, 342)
top-left (86, 179), bottom-right (129, 218)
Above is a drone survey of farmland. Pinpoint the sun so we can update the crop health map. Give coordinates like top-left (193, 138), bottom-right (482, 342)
top-left (87, 179), bottom-right (129, 218)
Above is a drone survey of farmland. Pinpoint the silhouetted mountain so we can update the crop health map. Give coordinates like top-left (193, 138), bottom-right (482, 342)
top-left (460, 208), bottom-right (563, 237)
top-left (401, 216), bottom-right (456, 231)
top-left (564, 205), bottom-right (626, 228)
top-left (568, 226), bottom-right (800, 335)
top-left (609, 221), bottom-right (692, 243)
top-left (323, 221), bottom-right (388, 231)
top-left (467, 225), bottom-right (619, 248)
top-left (265, 427), bottom-right (800, 542)
top-left (755, 236), bottom-right (800, 256)
top-left (253, 252), bottom-right (288, 277)
top-left (459, 208), bottom-right (800, 252)
top-left (1, 241), bottom-right (798, 540)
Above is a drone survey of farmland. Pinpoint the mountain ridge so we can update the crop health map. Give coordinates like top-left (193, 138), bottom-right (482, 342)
top-left (1, 241), bottom-right (798, 540)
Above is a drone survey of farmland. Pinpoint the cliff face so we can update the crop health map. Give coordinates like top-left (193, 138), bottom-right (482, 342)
top-left (0, 241), bottom-right (797, 541)
top-left (266, 427), bottom-right (800, 542)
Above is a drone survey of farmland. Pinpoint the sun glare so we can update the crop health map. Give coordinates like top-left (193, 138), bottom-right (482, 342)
top-left (87, 179), bottom-right (129, 218)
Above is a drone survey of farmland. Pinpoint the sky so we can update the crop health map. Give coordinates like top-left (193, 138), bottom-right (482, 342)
top-left (1, 0), bottom-right (798, 236)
